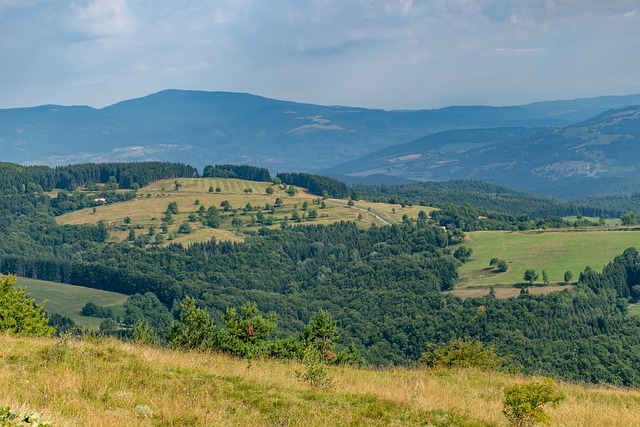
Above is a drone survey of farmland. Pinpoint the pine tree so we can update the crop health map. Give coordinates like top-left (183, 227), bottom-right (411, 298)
top-left (0, 275), bottom-right (54, 336)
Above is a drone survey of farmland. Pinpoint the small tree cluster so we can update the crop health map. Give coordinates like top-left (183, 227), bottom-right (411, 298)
top-left (489, 258), bottom-right (508, 273)
top-left (419, 338), bottom-right (507, 370)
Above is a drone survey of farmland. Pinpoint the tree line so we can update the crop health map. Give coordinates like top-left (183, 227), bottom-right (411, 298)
top-left (0, 161), bottom-right (198, 194)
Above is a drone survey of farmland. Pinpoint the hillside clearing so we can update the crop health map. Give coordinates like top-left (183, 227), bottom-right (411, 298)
top-left (457, 230), bottom-right (640, 288)
top-left (56, 178), bottom-right (423, 245)
top-left (16, 277), bottom-right (127, 329)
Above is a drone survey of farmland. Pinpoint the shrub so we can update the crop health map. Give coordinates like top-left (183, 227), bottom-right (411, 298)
top-left (419, 338), bottom-right (507, 370)
top-left (295, 345), bottom-right (333, 389)
top-left (503, 378), bottom-right (565, 426)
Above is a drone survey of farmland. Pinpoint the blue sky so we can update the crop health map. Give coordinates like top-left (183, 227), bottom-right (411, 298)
top-left (1, 0), bottom-right (639, 109)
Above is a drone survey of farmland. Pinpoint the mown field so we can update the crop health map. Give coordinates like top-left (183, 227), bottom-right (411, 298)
top-left (16, 277), bottom-right (128, 329)
top-left (457, 230), bottom-right (640, 288)
top-left (57, 178), bottom-right (426, 245)
top-left (2, 335), bottom-right (640, 426)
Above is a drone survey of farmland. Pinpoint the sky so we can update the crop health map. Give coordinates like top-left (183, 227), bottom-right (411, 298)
top-left (1, 0), bottom-right (639, 110)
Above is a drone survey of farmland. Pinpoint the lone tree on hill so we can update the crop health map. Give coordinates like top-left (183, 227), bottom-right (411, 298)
top-left (523, 269), bottom-right (539, 286)
top-left (564, 270), bottom-right (573, 283)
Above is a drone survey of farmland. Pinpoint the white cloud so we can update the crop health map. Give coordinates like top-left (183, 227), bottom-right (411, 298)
top-left (1, 0), bottom-right (640, 110)
top-left (493, 47), bottom-right (544, 55)
top-left (71, 0), bottom-right (134, 38)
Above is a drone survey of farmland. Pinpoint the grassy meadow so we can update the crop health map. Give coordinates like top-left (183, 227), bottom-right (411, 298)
top-left (57, 178), bottom-right (418, 246)
top-left (1, 335), bottom-right (640, 426)
top-left (16, 277), bottom-right (128, 329)
top-left (457, 230), bottom-right (640, 289)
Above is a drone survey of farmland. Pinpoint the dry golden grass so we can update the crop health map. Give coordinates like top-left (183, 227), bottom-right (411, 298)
top-left (1, 335), bottom-right (639, 426)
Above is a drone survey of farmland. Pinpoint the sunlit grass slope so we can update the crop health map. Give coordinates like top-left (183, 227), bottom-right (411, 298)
top-left (16, 277), bottom-right (127, 329)
top-left (57, 178), bottom-right (425, 245)
top-left (458, 230), bottom-right (640, 288)
top-left (2, 335), bottom-right (640, 426)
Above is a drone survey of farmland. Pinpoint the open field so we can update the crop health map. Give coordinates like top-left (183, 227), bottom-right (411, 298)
top-left (628, 303), bottom-right (640, 317)
top-left (16, 277), bottom-right (128, 329)
top-left (563, 215), bottom-right (622, 226)
top-left (458, 230), bottom-right (640, 287)
top-left (450, 284), bottom-right (573, 299)
top-left (57, 178), bottom-right (419, 245)
top-left (344, 200), bottom-right (437, 224)
top-left (2, 335), bottom-right (640, 426)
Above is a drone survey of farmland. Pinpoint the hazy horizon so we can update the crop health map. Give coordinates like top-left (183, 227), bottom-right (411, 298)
top-left (2, 1), bottom-right (639, 110)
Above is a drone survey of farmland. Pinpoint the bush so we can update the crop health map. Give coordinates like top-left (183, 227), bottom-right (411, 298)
top-left (295, 345), bottom-right (333, 389)
top-left (503, 378), bottom-right (565, 426)
top-left (419, 338), bottom-right (507, 370)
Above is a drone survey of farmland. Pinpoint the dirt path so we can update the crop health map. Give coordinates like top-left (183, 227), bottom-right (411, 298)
top-left (326, 200), bottom-right (391, 226)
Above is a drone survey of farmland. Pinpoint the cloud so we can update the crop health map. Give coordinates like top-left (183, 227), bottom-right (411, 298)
top-left (71, 0), bottom-right (134, 38)
top-left (1, 0), bottom-right (640, 110)
top-left (493, 47), bottom-right (544, 55)
top-left (0, 0), bottom-right (31, 12)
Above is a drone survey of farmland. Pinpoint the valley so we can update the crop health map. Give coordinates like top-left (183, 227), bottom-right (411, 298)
top-left (2, 92), bottom-right (640, 425)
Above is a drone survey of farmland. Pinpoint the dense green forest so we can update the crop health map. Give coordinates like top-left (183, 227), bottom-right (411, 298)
top-left (2, 162), bottom-right (640, 386)
top-left (201, 164), bottom-right (272, 181)
top-left (353, 180), bottom-right (622, 218)
top-left (277, 172), bottom-right (350, 198)
top-left (0, 161), bottom-right (198, 193)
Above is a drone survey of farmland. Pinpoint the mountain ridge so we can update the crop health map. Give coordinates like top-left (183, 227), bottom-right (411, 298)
top-left (3, 89), bottom-right (640, 176)
top-left (326, 106), bottom-right (640, 198)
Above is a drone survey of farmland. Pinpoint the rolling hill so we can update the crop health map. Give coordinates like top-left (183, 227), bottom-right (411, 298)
top-left (3, 90), bottom-right (640, 175)
top-left (328, 106), bottom-right (640, 198)
top-left (4, 335), bottom-right (640, 426)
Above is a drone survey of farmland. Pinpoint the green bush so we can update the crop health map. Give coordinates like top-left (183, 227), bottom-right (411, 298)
top-left (295, 345), bottom-right (333, 389)
top-left (419, 338), bottom-right (507, 370)
top-left (503, 378), bottom-right (565, 426)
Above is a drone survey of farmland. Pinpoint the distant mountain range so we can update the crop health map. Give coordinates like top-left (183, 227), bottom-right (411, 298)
top-left (326, 106), bottom-right (640, 198)
top-left (2, 89), bottom-right (640, 198)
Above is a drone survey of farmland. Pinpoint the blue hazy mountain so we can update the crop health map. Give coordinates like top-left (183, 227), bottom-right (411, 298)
top-left (3, 89), bottom-right (640, 175)
top-left (326, 106), bottom-right (640, 199)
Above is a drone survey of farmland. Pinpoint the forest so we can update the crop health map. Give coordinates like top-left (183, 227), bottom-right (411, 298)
top-left (2, 162), bottom-right (640, 386)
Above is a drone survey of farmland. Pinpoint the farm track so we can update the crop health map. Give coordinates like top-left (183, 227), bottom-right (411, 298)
top-left (326, 200), bottom-right (391, 226)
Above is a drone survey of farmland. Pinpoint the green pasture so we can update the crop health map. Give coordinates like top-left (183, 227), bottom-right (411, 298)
top-left (16, 277), bottom-right (128, 329)
top-left (458, 230), bottom-right (640, 287)
top-left (628, 303), bottom-right (640, 317)
top-left (563, 215), bottom-right (622, 226)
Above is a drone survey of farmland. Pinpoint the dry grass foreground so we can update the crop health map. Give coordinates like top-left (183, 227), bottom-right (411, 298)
top-left (1, 335), bottom-right (640, 426)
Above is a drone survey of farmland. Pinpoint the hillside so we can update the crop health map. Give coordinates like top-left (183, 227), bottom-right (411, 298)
top-left (2, 335), bottom-right (640, 427)
top-left (329, 107), bottom-right (640, 198)
top-left (16, 277), bottom-right (127, 329)
top-left (451, 229), bottom-right (640, 298)
top-left (55, 177), bottom-right (421, 245)
top-left (3, 90), bottom-right (640, 173)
